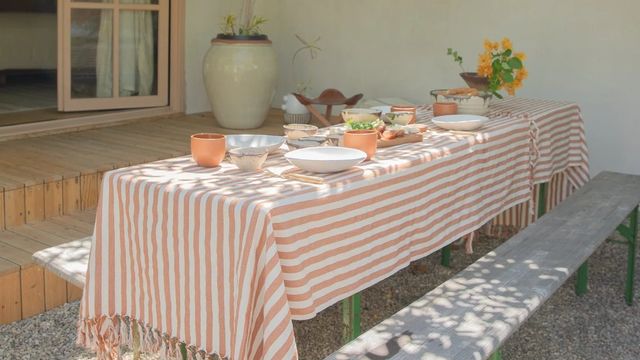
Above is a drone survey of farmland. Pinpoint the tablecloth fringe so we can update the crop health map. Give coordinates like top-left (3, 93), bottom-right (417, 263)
top-left (77, 315), bottom-right (227, 360)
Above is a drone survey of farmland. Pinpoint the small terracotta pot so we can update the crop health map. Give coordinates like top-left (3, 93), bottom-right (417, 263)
top-left (344, 130), bottom-right (378, 160)
top-left (391, 105), bottom-right (417, 124)
top-left (191, 133), bottom-right (226, 167)
top-left (433, 102), bottom-right (458, 117)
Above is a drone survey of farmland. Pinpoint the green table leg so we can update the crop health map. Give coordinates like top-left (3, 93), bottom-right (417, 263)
top-left (624, 206), bottom-right (638, 305)
top-left (576, 262), bottom-right (588, 296)
top-left (440, 243), bottom-right (452, 268)
top-left (180, 343), bottom-right (187, 360)
top-left (489, 348), bottom-right (502, 360)
top-left (342, 293), bottom-right (362, 343)
top-left (537, 182), bottom-right (548, 218)
top-left (132, 323), bottom-right (141, 360)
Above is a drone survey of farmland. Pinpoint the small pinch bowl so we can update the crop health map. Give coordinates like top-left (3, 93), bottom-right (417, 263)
top-left (390, 105), bottom-right (417, 124)
top-left (341, 108), bottom-right (381, 123)
top-left (191, 133), bottom-right (226, 167)
top-left (384, 111), bottom-right (414, 126)
top-left (229, 147), bottom-right (268, 171)
top-left (283, 124), bottom-right (319, 140)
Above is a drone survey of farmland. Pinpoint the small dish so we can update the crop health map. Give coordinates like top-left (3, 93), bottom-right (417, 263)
top-left (383, 111), bottom-right (414, 126)
top-left (369, 105), bottom-right (392, 116)
top-left (341, 108), bottom-right (381, 123)
top-left (225, 134), bottom-right (285, 154)
top-left (390, 105), bottom-right (417, 124)
top-left (285, 146), bottom-right (367, 173)
top-left (432, 114), bottom-right (488, 131)
top-left (283, 124), bottom-right (319, 140)
top-left (229, 147), bottom-right (268, 171)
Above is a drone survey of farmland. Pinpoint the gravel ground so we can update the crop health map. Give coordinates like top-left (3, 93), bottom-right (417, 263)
top-left (1, 233), bottom-right (639, 360)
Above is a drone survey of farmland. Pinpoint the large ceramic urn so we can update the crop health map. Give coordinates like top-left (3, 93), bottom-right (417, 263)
top-left (203, 37), bottom-right (277, 129)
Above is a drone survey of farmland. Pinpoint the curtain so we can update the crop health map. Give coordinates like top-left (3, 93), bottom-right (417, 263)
top-left (96, 0), bottom-right (155, 98)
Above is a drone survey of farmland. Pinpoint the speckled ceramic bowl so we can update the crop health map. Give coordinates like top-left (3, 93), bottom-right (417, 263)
top-left (229, 147), bottom-right (268, 171)
top-left (430, 89), bottom-right (492, 115)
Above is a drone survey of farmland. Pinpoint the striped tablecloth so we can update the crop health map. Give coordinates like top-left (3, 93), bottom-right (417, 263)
top-left (78, 98), bottom-right (588, 360)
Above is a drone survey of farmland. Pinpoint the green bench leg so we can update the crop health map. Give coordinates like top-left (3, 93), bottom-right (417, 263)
top-left (489, 348), bottom-right (502, 360)
top-left (342, 293), bottom-right (362, 343)
top-left (440, 243), bottom-right (452, 268)
top-left (537, 182), bottom-right (548, 218)
top-left (624, 206), bottom-right (638, 305)
top-left (180, 343), bottom-right (188, 360)
top-left (576, 262), bottom-right (589, 296)
top-left (132, 324), bottom-right (141, 360)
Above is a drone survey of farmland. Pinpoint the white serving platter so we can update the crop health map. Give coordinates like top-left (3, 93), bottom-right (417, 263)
top-left (284, 146), bottom-right (367, 173)
top-left (225, 135), bottom-right (285, 154)
top-left (432, 114), bottom-right (489, 131)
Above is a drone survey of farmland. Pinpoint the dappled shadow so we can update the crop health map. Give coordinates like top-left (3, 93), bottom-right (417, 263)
top-left (330, 244), bottom-right (574, 359)
top-left (32, 237), bottom-right (92, 288)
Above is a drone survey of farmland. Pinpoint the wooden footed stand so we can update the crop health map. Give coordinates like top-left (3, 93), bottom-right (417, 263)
top-left (293, 89), bottom-right (363, 127)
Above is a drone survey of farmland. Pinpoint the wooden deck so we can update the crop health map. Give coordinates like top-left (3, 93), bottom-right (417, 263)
top-left (0, 109), bottom-right (286, 323)
top-left (0, 109), bottom-right (285, 229)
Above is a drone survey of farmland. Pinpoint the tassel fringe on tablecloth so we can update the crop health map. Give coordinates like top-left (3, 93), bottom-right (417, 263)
top-left (78, 316), bottom-right (228, 360)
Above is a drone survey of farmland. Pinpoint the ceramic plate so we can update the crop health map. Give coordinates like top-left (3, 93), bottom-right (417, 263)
top-left (226, 135), bottom-right (285, 154)
top-left (432, 114), bottom-right (489, 131)
top-left (284, 146), bottom-right (367, 173)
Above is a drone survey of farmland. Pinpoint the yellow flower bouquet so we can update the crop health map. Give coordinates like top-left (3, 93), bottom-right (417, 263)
top-left (448, 37), bottom-right (527, 98)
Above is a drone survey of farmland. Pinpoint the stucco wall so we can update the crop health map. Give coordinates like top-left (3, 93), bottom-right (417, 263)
top-left (185, 0), bottom-right (640, 175)
top-left (0, 12), bottom-right (57, 70)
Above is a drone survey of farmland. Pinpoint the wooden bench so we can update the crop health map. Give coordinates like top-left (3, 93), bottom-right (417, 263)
top-left (325, 171), bottom-right (640, 360)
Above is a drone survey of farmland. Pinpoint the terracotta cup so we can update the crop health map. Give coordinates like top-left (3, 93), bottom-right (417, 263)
top-left (344, 130), bottom-right (378, 160)
top-left (191, 133), bottom-right (226, 167)
top-left (433, 102), bottom-right (458, 117)
top-left (391, 105), bottom-right (417, 124)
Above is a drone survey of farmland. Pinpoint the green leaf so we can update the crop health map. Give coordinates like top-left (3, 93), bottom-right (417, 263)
top-left (502, 71), bottom-right (514, 83)
top-left (508, 57), bottom-right (523, 69)
top-left (447, 48), bottom-right (453, 55)
top-left (504, 49), bottom-right (512, 57)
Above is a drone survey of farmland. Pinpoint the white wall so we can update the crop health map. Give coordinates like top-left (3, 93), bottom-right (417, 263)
top-left (185, 0), bottom-right (640, 175)
top-left (0, 13), bottom-right (57, 70)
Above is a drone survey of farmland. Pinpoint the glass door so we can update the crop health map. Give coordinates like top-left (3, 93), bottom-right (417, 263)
top-left (58, 0), bottom-right (169, 111)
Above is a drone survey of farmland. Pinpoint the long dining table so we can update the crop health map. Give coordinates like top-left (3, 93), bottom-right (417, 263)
top-left (78, 98), bottom-right (589, 360)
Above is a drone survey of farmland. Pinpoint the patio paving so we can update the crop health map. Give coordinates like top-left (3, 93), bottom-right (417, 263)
top-left (0, 232), bottom-right (638, 359)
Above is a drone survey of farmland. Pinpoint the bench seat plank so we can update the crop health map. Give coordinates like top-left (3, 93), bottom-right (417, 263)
top-left (32, 237), bottom-right (91, 288)
top-left (326, 171), bottom-right (640, 360)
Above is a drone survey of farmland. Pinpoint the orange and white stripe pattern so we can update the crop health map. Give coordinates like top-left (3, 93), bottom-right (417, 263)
top-left (78, 98), bottom-right (587, 360)
top-left (488, 98), bottom-right (589, 234)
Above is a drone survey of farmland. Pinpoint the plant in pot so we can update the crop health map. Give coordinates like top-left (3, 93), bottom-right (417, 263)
top-left (448, 37), bottom-right (528, 98)
top-left (203, 0), bottom-right (277, 130)
top-left (282, 34), bottom-right (322, 124)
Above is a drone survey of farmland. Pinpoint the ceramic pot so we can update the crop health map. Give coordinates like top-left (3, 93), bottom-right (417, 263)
top-left (391, 105), bottom-right (417, 124)
top-left (203, 37), bottom-right (277, 129)
top-left (344, 130), bottom-right (378, 160)
top-left (191, 133), bottom-right (226, 167)
top-left (433, 102), bottom-right (458, 117)
top-left (460, 72), bottom-right (489, 91)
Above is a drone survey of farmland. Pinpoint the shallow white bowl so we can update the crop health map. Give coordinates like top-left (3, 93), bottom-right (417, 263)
top-left (284, 146), bottom-right (366, 173)
top-left (432, 114), bottom-right (489, 131)
top-left (384, 111), bottom-right (414, 126)
top-left (226, 135), bottom-right (285, 154)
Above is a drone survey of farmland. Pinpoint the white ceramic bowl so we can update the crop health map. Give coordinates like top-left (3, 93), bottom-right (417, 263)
top-left (283, 124), bottom-right (319, 140)
top-left (369, 105), bottom-right (392, 116)
top-left (341, 108), bottom-right (381, 123)
top-left (225, 134), bottom-right (285, 154)
top-left (430, 89), bottom-right (492, 115)
top-left (229, 147), bottom-right (268, 171)
top-left (432, 114), bottom-right (489, 131)
top-left (383, 111), bottom-right (414, 126)
top-left (284, 146), bottom-right (367, 173)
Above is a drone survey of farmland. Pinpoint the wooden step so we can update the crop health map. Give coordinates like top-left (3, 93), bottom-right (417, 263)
top-left (0, 210), bottom-right (95, 324)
